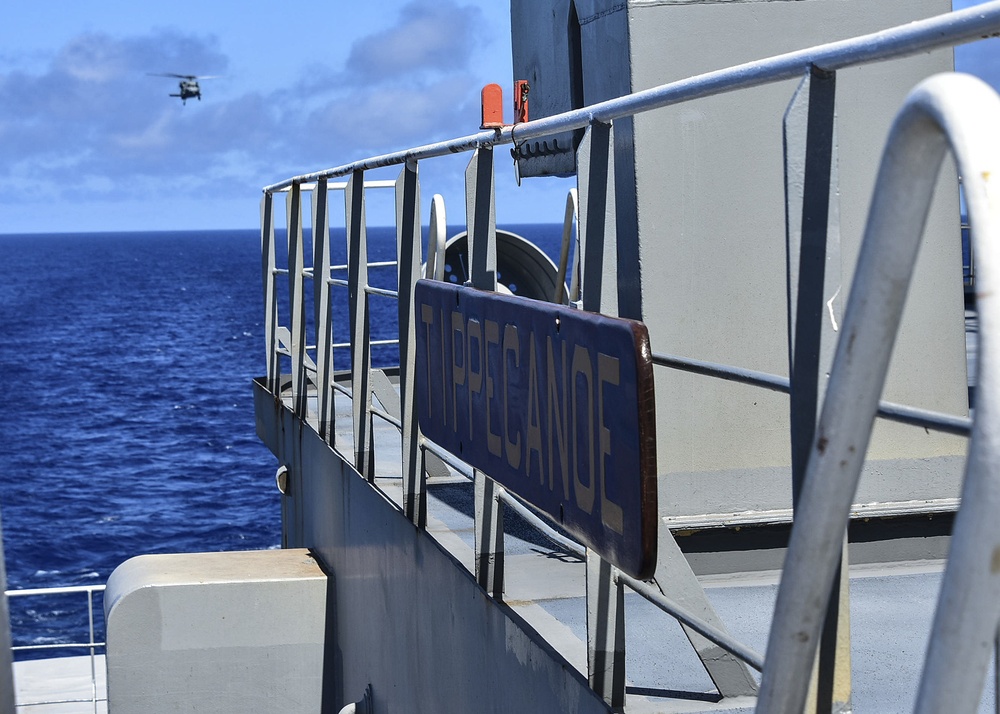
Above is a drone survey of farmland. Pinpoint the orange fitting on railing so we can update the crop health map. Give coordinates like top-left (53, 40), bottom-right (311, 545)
top-left (514, 80), bottom-right (530, 123)
top-left (481, 84), bottom-right (504, 129)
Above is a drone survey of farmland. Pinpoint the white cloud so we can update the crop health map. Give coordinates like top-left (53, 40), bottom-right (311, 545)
top-left (112, 111), bottom-right (175, 150)
top-left (345, 1), bottom-right (486, 83)
top-left (0, 3), bottom-right (502, 229)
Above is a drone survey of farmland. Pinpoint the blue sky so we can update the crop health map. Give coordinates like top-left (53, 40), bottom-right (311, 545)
top-left (0, 1), bottom-right (998, 234)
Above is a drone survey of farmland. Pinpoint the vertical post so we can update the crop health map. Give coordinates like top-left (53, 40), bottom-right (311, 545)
top-left (784, 65), bottom-right (851, 714)
top-left (346, 171), bottom-right (374, 481)
top-left (466, 147), bottom-right (505, 595)
top-left (578, 123), bottom-right (627, 708)
top-left (287, 183), bottom-right (308, 419)
top-left (577, 122), bottom-right (617, 315)
top-left (397, 160), bottom-right (426, 526)
top-left (466, 146), bottom-right (497, 291)
top-left (0, 507), bottom-right (15, 714)
top-left (313, 178), bottom-right (335, 444)
top-left (261, 193), bottom-right (280, 394)
top-left (587, 552), bottom-right (625, 711)
top-left (87, 588), bottom-right (97, 714)
top-left (993, 629), bottom-right (1000, 714)
top-left (475, 475), bottom-right (505, 599)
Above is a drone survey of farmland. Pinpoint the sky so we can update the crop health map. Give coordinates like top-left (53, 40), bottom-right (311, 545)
top-left (0, 0), bottom-right (998, 234)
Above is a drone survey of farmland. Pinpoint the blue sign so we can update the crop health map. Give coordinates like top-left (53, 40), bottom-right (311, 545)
top-left (414, 280), bottom-right (657, 579)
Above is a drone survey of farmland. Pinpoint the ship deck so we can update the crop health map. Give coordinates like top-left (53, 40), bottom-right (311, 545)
top-left (383, 463), bottom-right (986, 712)
top-left (298, 304), bottom-right (986, 712)
top-left (7, 302), bottom-right (981, 713)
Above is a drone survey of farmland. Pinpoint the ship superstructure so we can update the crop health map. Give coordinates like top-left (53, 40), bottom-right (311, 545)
top-left (6, 1), bottom-right (1000, 712)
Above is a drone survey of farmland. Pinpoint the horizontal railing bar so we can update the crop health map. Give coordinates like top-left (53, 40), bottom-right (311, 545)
top-left (420, 438), bottom-right (474, 480)
top-left (332, 381), bottom-right (352, 398)
top-left (17, 697), bottom-right (108, 707)
top-left (371, 405), bottom-right (402, 430)
top-left (329, 278), bottom-right (349, 288)
top-left (263, 2), bottom-right (1000, 192)
top-left (332, 339), bottom-right (399, 349)
top-left (332, 261), bottom-right (398, 270)
top-left (10, 642), bottom-right (105, 652)
top-left (271, 268), bottom-right (289, 276)
top-left (365, 286), bottom-right (400, 299)
top-left (616, 572), bottom-right (766, 672)
top-left (496, 490), bottom-right (586, 559)
top-left (877, 402), bottom-right (972, 436)
top-left (6, 586), bottom-right (105, 597)
top-left (653, 351), bottom-right (790, 393)
top-left (273, 179), bottom-right (398, 193)
top-left (653, 351), bottom-right (972, 436)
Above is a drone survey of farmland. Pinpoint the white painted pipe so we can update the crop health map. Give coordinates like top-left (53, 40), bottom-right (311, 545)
top-left (427, 194), bottom-right (447, 282)
top-left (264, 2), bottom-right (1000, 193)
top-left (756, 72), bottom-right (1000, 714)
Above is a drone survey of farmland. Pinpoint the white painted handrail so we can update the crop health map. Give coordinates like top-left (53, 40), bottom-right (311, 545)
top-left (756, 72), bottom-right (1000, 714)
top-left (263, 1), bottom-right (1000, 193)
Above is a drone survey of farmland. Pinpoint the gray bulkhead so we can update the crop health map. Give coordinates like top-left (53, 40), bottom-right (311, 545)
top-left (512, 0), bottom-right (967, 527)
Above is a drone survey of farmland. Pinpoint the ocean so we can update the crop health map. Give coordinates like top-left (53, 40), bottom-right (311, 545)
top-left (0, 223), bottom-right (567, 656)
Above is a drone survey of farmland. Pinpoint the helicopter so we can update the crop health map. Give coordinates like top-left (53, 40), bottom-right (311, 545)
top-left (149, 73), bottom-right (218, 104)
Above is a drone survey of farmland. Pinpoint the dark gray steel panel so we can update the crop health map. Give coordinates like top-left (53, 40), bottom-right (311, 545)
top-left (254, 382), bottom-right (612, 713)
top-left (510, 0), bottom-right (582, 177)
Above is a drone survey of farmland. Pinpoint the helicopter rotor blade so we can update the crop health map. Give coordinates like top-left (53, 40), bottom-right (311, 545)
top-left (147, 73), bottom-right (220, 80)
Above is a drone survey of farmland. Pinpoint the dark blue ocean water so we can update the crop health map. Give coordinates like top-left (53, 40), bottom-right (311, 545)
top-left (0, 223), bottom-right (566, 657)
top-left (0, 229), bottom-right (281, 655)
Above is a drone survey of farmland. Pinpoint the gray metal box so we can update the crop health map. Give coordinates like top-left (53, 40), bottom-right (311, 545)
top-left (512, 0), bottom-right (967, 526)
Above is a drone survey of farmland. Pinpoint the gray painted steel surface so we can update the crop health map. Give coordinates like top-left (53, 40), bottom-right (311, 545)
top-left (247, 3), bottom-right (1000, 712)
top-left (254, 380), bottom-right (612, 714)
top-left (568, 0), bottom-right (966, 524)
top-left (104, 550), bottom-right (327, 713)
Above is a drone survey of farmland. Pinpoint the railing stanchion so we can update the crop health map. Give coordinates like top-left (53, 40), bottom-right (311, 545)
top-left (88, 587), bottom-right (98, 714)
top-left (578, 124), bottom-right (627, 708)
top-left (783, 64), bottom-right (853, 713)
top-left (261, 193), bottom-right (280, 394)
top-left (0, 509), bottom-right (14, 714)
top-left (586, 551), bottom-right (625, 711)
top-left (465, 147), bottom-right (505, 596)
top-left (287, 183), bottom-right (308, 418)
top-left (313, 177), bottom-right (335, 444)
top-left (346, 170), bottom-right (375, 481)
top-left (397, 160), bottom-right (426, 525)
top-left (577, 122), bottom-right (615, 314)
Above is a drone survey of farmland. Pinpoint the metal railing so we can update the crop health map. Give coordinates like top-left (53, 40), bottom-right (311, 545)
top-left (259, 3), bottom-right (1000, 711)
top-left (5, 585), bottom-right (106, 713)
